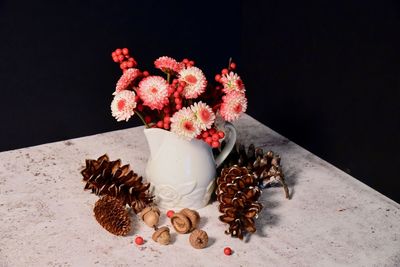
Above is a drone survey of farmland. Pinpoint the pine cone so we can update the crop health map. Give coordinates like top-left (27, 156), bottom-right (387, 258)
top-left (216, 166), bottom-right (263, 240)
top-left (93, 196), bottom-right (131, 236)
top-left (81, 154), bottom-right (153, 213)
top-left (220, 143), bottom-right (289, 199)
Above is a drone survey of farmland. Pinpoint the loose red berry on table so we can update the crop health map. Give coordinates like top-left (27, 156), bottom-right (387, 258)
top-left (135, 236), bottom-right (144, 245)
top-left (222, 68), bottom-right (229, 75)
top-left (166, 210), bottom-right (175, 218)
top-left (224, 247), bottom-right (232, 255)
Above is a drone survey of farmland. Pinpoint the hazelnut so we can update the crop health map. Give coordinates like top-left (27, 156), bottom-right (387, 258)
top-left (189, 229), bottom-right (208, 249)
top-left (171, 213), bottom-right (191, 234)
top-left (152, 226), bottom-right (170, 245)
top-left (139, 206), bottom-right (160, 228)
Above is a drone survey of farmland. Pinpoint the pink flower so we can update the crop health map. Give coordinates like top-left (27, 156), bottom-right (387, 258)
top-left (191, 101), bottom-right (215, 130)
top-left (114, 68), bottom-right (140, 95)
top-left (137, 76), bottom-right (169, 110)
top-left (220, 72), bottom-right (245, 94)
top-left (154, 56), bottom-right (184, 73)
top-left (178, 66), bottom-right (207, 99)
top-left (170, 107), bottom-right (201, 140)
top-left (220, 91), bottom-right (247, 122)
top-left (111, 90), bottom-right (137, 122)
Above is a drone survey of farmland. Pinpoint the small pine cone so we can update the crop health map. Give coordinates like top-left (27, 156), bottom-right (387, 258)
top-left (93, 196), bottom-right (131, 236)
top-left (216, 166), bottom-right (262, 240)
top-left (189, 229), bottom-right (208, 249)
top-left (81, 154), bottom-right (154, 213)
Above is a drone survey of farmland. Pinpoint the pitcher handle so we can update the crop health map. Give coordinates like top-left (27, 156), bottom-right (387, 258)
top-left (215, 122), bottom-right (237, 168)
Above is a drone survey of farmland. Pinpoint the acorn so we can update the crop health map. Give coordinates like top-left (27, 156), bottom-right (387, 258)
top-left (180, 208), bottom-right (200, 231)
top-left (171, 213), bottom-right (191, 234)
top-left (152, 226), bottom-right (171, 245)
top-left (189, 229), bottom-right (208, 249)
top-left (139, 206), bottom-right (160, 228)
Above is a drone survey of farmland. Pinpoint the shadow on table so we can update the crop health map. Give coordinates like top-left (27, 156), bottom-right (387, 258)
top-left (247, 165), bottom-right (299, 242)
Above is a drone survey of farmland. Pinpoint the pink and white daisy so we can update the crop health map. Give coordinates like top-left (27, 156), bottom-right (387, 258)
top-left (170, 107), bottom-right (201, 140)
top-left (114, 68), bottom-right (140, 95)
top-left (111, 90), bottom-right (137, 122)
top-left (137, 76), bottom-right (169, 110)
top-left (178, 66), bottom-right (207, 99)
top-left (191, 101), bottom-right (215, 130)
top-left (220, 91), bottom-right (248, 122)
top-left (220, 72), bottom-right (245, 94)
top-left (154, 56), bottom-right (184, 73)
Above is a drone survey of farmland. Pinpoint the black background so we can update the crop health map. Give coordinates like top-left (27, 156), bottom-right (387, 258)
top-left (0, 1), bottom-right (399, 202)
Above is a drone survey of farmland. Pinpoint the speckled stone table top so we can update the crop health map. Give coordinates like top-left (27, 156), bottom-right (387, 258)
top-left (0, 114), bottom-right (399, 267)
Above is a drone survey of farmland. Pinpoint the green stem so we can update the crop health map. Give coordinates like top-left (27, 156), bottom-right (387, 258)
top-left (135, 111), bottom-right (149, 128)
top-left (167, 72), bottom-right (171, 84)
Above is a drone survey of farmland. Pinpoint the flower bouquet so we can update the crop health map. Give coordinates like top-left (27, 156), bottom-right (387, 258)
top-left (110, 48), bottom-right (247, 147)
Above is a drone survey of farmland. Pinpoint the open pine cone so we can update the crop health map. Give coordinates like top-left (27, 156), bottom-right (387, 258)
top-left (220, 143), bottom-right (289, 199)
top-left (81, 154), bottom-right (153, 213)
top-left (216, 166), bottom-right (263, 240)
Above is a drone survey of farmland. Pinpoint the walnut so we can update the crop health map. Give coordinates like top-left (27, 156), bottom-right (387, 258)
top-left (189, 229), bottom-right (208, 249)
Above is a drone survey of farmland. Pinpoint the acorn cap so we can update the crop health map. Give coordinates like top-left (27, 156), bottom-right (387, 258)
top-left (180, 208), bottom-right (200, 230)
top-left (171, 213), bottom-right (191, 234)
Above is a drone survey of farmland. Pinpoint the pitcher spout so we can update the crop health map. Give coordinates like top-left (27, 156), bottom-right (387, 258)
top-left (144, 128), bottom-right (166, 156)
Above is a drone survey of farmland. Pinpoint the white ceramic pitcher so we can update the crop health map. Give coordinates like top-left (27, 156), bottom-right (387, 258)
top-left (144, 123), bottom-right (236, 209)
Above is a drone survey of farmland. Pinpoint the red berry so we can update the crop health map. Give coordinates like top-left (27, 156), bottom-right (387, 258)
top-left (202, 131), bottom-right (209, 138)
top-left (179, 81), bottom-right (186, 87)
top-left (128, 57), bottom-right (135, 62)
top-left (163, 116), bottom-right (171, 123)
top-left (172, 79), bottom-right (178, 84)
top-left (175, 98), bottom-right (182, 105)
top-left (115, 48), bottom-right (122, 55)
top-left (173, 91), bottom-right (180, 98)
top-left (111, 51), bottom-right (117, 57)
top-left (176, 104), bottom-right (182, 110)
top-left (230, 62), bottom-right (236, 70)
top-left (222, 68), bottom-right (229, 75)
top-left (216, 85), bottom-right (222, 90)
top-left (122, 48), bottom-right (129, 55)
top-left (127, 61), bottom-right (134, 68)
top-left (224, 247), bottom-right (232, 255)
top-left (112, 56), bottom-right (119, 63)
top-left (217, 131), bottom-right (225, 138)
top-left (166, 210), bottom-right (175, 218)
top-left (177, 86), bottom-right (184, 93)
top-left (196, 134), bottom-right (202, 139)
top-left (163, 107), bottom-right (171, 114)
top-left (137, 104), bottom-right (144, 111)
top-left (205, 137), bottom-right (212, 143)
top-left (145, 116), bottom-right (152, 124)
top-left (215, 74), bottom-right (221, 82)
top-left (118, 55), bottom-right (125, 62)
top-left (189, 60), bottom-right (195, 66)
top-left (182, 58), bottom-right (189, 64)
top-left (212, 141), bottom-right (220, 148)
top-left (157, 121), bottom-right (163, 128)
top-left (168, 86), bottom-right (175, 95)
top-left (163, 123), bottom-right (170, 130)
top-left (135, 236), bottom-right (144, 245)
top-left (209, 128), bottom-right (216, 135)
top-left (120, 63), bottom-right (125, 70)
top-left (143, 71), bottom-right (149, 77)
top-left (212, 133), bottom-right (219, 141)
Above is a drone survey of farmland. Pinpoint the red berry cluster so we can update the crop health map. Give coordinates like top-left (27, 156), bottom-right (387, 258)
top-left (214, 61), bottom-right (237, 83)
top-left (197, 128), bottom-right (225, 148)
top-left (111, 48), bottom-right (137, 71)
top-left (182, 58), bottom-right (195, 68)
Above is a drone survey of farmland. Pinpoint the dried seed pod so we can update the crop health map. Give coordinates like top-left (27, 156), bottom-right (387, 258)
top-left (189, 229), bottom-right (208, 249)
top-left (152, 226), bottom-right (171, 245)
top-left (171, 213), bottom-right (191, 234)
top-left (139, 206), bottom-right (160, 228)
top-left (180, 208), bottom-right (200, 231)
